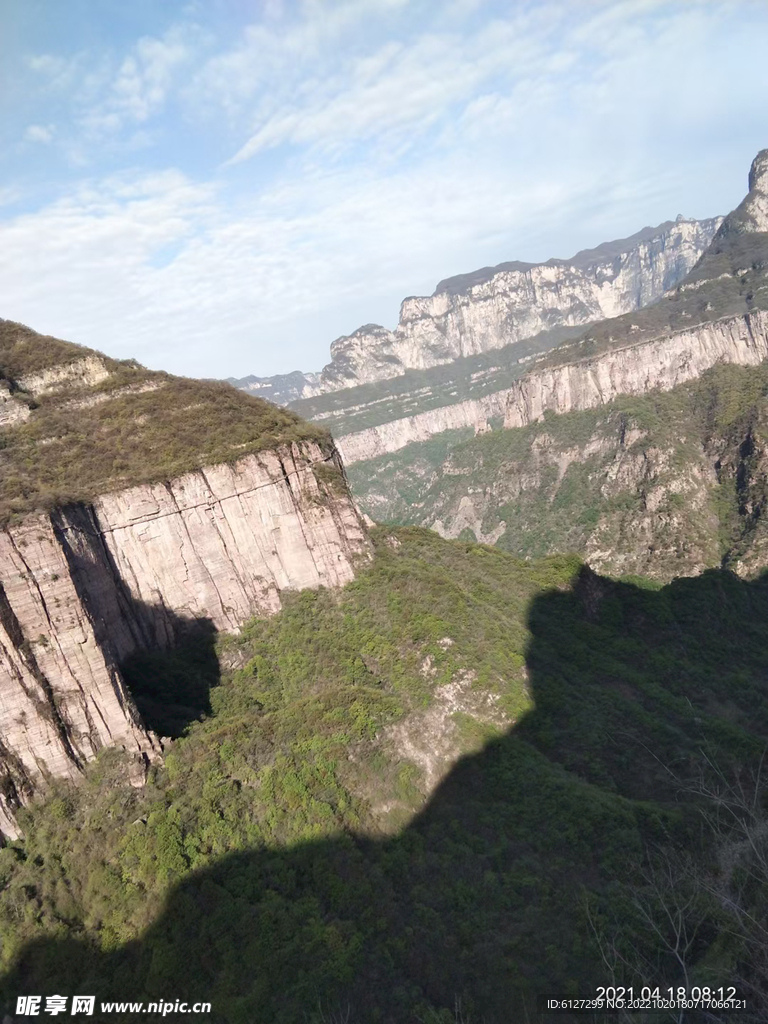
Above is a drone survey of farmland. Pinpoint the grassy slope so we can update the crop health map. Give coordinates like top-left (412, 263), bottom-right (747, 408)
top-left (0, 529), bottom-right (766, 1022)
top-left (0, 321), bottom-right (327, 522)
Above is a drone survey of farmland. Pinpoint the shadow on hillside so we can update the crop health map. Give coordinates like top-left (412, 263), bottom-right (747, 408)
top-left (120, 619), bottom-right (220, 738)
top-left (51, 504), bottom-right (221, 737)
top-left (3, 566), bottom-right (768, 1023)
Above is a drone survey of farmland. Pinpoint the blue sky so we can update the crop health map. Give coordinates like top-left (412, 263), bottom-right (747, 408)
top-left (1, 0), bottom-right (767, 379)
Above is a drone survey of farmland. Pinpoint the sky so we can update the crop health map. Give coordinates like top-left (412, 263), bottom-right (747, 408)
top-left (1, 0), bottom-right (767, 380)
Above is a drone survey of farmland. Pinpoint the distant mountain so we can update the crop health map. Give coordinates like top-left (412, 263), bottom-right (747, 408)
top-left (347, 149), bottom-right (768, 583)
top-left (230, 215), bottom-right (720, 404)
top-left (225, 368), bottom-right (320, 405)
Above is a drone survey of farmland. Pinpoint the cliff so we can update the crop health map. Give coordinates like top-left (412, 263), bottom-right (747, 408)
top-left (365, 359), bottom-right (768, 582)
top-left (337, 150), bottom-right (768, 471)
top-left (231, 216), bottom-right (720, 403)
top-left (499, 150), bottom-right (768, 429)
top-left (346, 151), bottom-right (768, 582)
top-left (322, 217), bottom-right (721, 391)
top-left (502, 310), bottom-right (768, 430)
top-left (331, 311), bottom-right (768, 465)
top-left (0, 320), bottom-right (370, 837)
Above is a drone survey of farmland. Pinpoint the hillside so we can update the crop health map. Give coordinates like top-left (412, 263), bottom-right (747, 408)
top-left (0, 319), bottom-right (370, 839)
top-left (349, 361), bottom-right (768, 580)
top-left (0, 529), bottom-right (766, 1022)
top-left (0, 319), bottom-right (326, 522)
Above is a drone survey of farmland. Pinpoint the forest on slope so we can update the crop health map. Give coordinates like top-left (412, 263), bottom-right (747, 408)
top-left (0, 529), bottom-right (766, 1023)
top-left (348, 361), bottom-right (768, 581)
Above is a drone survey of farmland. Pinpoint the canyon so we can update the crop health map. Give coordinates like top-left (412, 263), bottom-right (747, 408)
top-left (236, 155), bottom-right (768, 589)
top-left (345, 151), bottom-right (768, 582)
top-left (3, 150), bottom-right (767, 840)
top-left (333, 307), bottom-right (768, 466)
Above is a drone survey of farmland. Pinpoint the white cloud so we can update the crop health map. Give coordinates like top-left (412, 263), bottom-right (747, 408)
top-left (76, 24), bottom-right (202, 139)
top-left (2, 0), bottom-right (767, 379)
top-left (23, 123), bottom-right (54, 144)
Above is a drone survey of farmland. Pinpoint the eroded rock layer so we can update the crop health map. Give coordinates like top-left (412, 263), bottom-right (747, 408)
top-left (0, 316), bottom-right (372, 836)
top-left (232, 216), bottom-right (721, 403)
top-left (503, 311), bottom-right (768, 429)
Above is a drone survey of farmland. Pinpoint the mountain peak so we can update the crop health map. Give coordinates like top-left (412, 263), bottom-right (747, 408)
top-left (748, 148), bottom-right (768, 194)
top-left (716, 147), bottom-right (768, 237)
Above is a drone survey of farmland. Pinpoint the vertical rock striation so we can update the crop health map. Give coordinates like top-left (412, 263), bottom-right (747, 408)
top-left (0, 517), bottom-right (157, 838)
top-left (231, 216), bottom-right (721, 402)
top-left (0, 438), bottom-right (370, 837)
top-left (502, 311), bottom-right (768, 429)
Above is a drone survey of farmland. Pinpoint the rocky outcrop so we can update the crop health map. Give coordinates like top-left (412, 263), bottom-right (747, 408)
top-left (337, 152), bottom-right (768, 467)
top-left (716, 148), bottom-right (768, 236)
top-left (335, 389), bottom-right (510, 465)
top-left (334, 313), bottom-right (768, 464)
top-left (67, 441), bottom-right (369, 647)
top-left (503, 310), bottom-right (768, 429)
top-left (0, 431), bottom-right (370, 836)
top-left (18, 356), bottom-right (111, 397)
top-left (231, 217), bottom-right (721, 404)
top-left (325, 218), bottom-right (721, 391)
top-left (0, 384), bottom-right (30, 427)
top-left (0, 518), bottom-right (158, 838)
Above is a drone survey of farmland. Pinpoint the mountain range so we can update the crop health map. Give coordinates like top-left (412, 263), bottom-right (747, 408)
top-left (0, 152), bottom-right (767, 1022)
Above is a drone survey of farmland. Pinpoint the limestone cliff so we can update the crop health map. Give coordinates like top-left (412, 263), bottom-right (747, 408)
top-left (360, 358), bottom-right (768, 583)
top-left (331, 312), bottom-right (768, 465)
top-left (231, 216), bottom-right (720, 403)
top-left (0, 320), bottom-right (370, 836)
top-left (322, 217), bottom-right (721, 391)
top-left (502, 310), bottom-right (768, 430)
top-left (335, 151), bottom-right (768, 467)
top-left (346, 151), bottom-right (768, 582)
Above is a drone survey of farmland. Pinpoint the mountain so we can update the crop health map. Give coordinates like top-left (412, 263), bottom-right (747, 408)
top-left (345, 151), bottom-right (768, 575)
top-left (0, 320), bottom-right (370, 837)
top-left (0, 529), bottom-right (766, 1021)
top-left (1, 156), bottom-right (768, 1024)
top-left (355, 360), bottom-right (768, 580)
top-left (229, 215), bottom-right (721, 404)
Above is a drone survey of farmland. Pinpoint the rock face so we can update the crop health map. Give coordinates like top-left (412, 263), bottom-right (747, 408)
top-left (717, 148), bottom-right (768, 235)
top-left (0, 440), bottom-right (369, 837)
top-left (18, 355), bottom-right (112, 396)
top-left (346, 352), bottom-right (768, 583)
top-left (0, 319), bottom-right (372, 838)
top-left (65, 442), bottom-right (369, 651)
top-left (336, 151), bottom-right (768, 470)
top-left (336, 389), bottom-right (514, 465)
top-left (0, 517), bottom-right (157, 839)
top-left (325, 218), bottom-right (721, 390)
top-left (231, 217), bottom-right (721, 403)
top-left (333, 313), bottom-right (768, 464)
top-left (344, 150), bottom-right (768, 583)
top-left (503, 310), bottom-right (768, 430)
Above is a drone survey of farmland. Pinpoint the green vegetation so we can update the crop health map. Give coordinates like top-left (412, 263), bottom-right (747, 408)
top-left (346, 426), bottom-right (475, 523)
top-left (351, 361), bottom-right (768, 581)
top-left (290, 326), bottom-right (584, 436)
top-left (0, 529), bottom-right (766, 1022)
top-left (0, 318), bottom-right (105, 379)
top-left (0, 321), bottom-right (328, 523)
